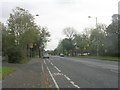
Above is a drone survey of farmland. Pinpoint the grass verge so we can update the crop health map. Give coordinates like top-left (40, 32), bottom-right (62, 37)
top-left (78, 56), bottom-right (119, 61)
top-left (0, 67), bottom-right (16, 80)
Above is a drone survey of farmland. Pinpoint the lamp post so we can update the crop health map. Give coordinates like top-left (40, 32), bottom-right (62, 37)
top-left (35, 14), bottom-right (45, 58)
top-left (88, 16), bottom-right (99, 56)
top-left (35, 14), bottom-right (41, 58)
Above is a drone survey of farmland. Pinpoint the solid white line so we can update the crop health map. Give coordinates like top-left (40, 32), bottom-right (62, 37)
top-left (44, 60), bottom-right (59, 89)
top-left (44, 60), bottom-right (46, 65)
top-left (42, 64), bottom-right (44, 73)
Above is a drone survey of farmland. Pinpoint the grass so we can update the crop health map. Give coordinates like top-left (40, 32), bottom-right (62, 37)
top-left (0, 67), bottom-right (16, 80)
top-left (78, 56), bottom-right (119, 61)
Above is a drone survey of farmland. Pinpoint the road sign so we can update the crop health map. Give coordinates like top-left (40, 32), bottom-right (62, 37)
top-left (29, 43), bottom-right (33, 48)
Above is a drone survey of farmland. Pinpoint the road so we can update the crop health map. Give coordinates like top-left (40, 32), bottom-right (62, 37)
top-left (43, 56), bottom-right (118, 88)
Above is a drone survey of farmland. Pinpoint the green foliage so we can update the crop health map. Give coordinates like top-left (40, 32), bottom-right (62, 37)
top-left (105, 15), bottom-right (119, 56)
top-left (2, 7), bottom-right (50, 63)
top-left (0, 67), bottom-right (15, 80)
top-left (55, 14), bottom-right (119, 57)
top-left (6, 46), bottom-right (24, 63)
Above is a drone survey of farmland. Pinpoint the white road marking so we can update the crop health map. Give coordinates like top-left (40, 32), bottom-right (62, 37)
top-left (54, 66), bottom-right (61, 72)
top-left (44, 60), bottom-right (59, 89)
top-left (70, 81), bottom-right (80, 88)
top-left (64, 75), bottom-right (71, 81)
top-left (44, 59), bottom-right (80, 88)
top-left (53, 65), bottom-right (80, 88)
top-left (51, 62), bottom-right (54, 66)
top-left (41, 64), bottom-right (44, 73)
top-left (44, 60), bottom-right (46, 65)
top-left (53, 73), bottom-right (63, 76)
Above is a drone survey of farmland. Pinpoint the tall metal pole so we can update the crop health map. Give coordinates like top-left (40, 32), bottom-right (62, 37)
top-left (88, 16), bottom-right (99, 56)
top-left (95, 17), bottom-right (99, 56)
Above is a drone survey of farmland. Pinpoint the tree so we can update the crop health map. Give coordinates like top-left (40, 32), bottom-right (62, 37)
top-left (62, 27), bottom-right (77, 56)
top-left (89, 24), bottom-right (106, 56)
top-left (7, 7), bottom-right (36, 46)
top-left (38, 26), bottom-right (50, 57)
top-left (105, 14), bottom-right (120, 56)
top-left (63, 27), bottom-right (76, 39)
top-left (61, 38), bottom-right (75, 56)
top-left (74, 34), bottom-right (89, 55)
top-left (1, 22), bottom-right (15, 56)
top-left (2, 7), bottom-right (50, 63)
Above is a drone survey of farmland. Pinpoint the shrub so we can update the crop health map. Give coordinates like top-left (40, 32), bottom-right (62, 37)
top-left (6, 46), bottom-right (23, 63)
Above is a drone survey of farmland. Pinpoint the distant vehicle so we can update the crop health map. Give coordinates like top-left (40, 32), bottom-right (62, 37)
top-left (43, 53), bottom-right (49, 59)
top-left (60, 53), bottom-right (64, 57)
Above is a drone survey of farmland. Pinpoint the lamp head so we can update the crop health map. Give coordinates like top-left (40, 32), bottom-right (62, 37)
top-left (88, 16), bottom-right (91, 18)
top-left (36, 14), bottom-right (39, 16)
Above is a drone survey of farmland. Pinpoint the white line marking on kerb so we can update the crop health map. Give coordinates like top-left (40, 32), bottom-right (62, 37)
top-left (44, 60), bottom-right (59, 89)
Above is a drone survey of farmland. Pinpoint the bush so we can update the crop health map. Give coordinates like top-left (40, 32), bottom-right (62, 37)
top-left (6, 46), bottom-right (23, 63)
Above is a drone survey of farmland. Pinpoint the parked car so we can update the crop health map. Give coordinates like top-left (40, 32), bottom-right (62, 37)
top-left (60, 53), bottom-right (64, 57)
top-left (43, 53), bottom-right (49, 59)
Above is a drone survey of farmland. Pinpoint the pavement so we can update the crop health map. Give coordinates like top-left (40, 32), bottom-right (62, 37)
top-left (2, 58), bottom-right (47, 88)
top-left (42, 56), bottom-right (118, 88)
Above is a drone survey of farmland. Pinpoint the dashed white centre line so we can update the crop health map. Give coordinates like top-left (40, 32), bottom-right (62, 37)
top-left (53, 65), bottom-right (80, 88)
top-left (54, 66), bottom-right (61, 72)
top-left (64, 75), bottom-right (71, 81)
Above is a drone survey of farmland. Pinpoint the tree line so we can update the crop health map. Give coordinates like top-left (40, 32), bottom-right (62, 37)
top-left (1, 7), bottom-right (50, 63)
top-left (53, 14), bottom-right (119, 57)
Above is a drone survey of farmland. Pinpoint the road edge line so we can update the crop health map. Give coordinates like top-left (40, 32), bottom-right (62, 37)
top-left (44, 59), bottom-right (60, 90)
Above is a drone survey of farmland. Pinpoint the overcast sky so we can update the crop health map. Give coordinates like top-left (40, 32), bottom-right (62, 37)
top-left (0, 0), bottom-right (119, 50)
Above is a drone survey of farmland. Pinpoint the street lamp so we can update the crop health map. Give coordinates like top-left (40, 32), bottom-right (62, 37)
top-left (35, 14), bottom-right (41, 58)
top-left (36, 14), bottom-right (39, 16)
top-left (88, 16), bottom-right (98, 29)
top-left (88, 16), bottom-right (99, 56)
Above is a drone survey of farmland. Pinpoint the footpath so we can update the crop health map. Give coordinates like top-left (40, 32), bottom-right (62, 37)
top-left (2, 57), bottom-right (51, 88)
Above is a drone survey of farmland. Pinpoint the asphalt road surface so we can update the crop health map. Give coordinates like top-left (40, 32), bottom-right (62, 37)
top-left (43, 56), bottom-right (118, 88)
